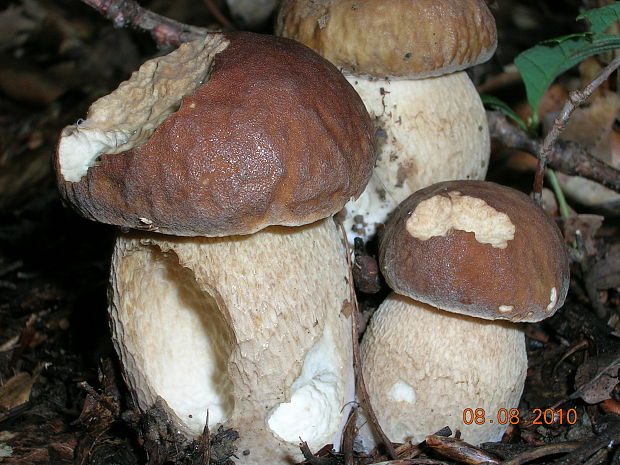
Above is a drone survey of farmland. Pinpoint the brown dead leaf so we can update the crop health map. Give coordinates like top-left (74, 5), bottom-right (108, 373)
top-left (560, 91), bottom-right (620, 164)
top-left (553, 90), bottom-right (620, 209)
top-left (0, 5), bottom-right (40, 52)
top-left (587, 243), bottom-right (620, 291)
top-left (573, 353), bottom-right (620, 404)
top-left (0, 370), bottom-right (38, 410)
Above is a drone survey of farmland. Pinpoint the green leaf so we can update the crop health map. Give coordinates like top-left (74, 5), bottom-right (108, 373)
top-left (514, 33), bottom-right (620, 126)
top-left (480, 95), bottom-right (528, 131)
top-left (578, 2), bottom-right (620, 34)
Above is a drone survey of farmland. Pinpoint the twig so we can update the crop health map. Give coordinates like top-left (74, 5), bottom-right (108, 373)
top-left (299, 441), bottom-right (334, 465)
top-left (202, 0), bottom-right (235, 29)
top-left (80, 0), bottom-right (210, 46)
top-left (499, 441), bottom-right (582, 465)
top-left (77, 381), bottom-right (119, 416)
top-left (487, 111), bottom-right (620, 194)
top-left (532, 54), bottom-right (620, 204)
top-left (339, 223), bottom-right (397, 460)
top-left (425, 435), bottom-right (500, 464)
top-left (549, 419), bottom-right (620, 465)
top-left (342, 407), bottom-right (358, 465)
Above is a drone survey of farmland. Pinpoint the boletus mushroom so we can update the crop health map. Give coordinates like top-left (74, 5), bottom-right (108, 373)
top-left (277, 0), bottom-right (496, 243)
top-left (360, 180), bottom-right (570, 445)
top-left (56, 32), bottom-right (376, 464)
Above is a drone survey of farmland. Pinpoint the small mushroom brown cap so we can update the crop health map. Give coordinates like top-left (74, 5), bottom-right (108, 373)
top-left (56, 32), bottom-right (375, 237)
top-left (380, 181), bottom-right (570, 322)
top-left (277, 0), bottom-right (497, 78)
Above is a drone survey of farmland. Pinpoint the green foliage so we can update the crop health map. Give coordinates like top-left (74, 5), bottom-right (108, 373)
top-left (578, 3), bottom-right (620, 33)
top-left (514, 2), bottom-right (620, 127)
top-left (480, 94), bottom-right (527, 131)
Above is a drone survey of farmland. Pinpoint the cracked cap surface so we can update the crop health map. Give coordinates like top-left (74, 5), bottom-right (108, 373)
top-left (56, 32), bottom-right (375, 236)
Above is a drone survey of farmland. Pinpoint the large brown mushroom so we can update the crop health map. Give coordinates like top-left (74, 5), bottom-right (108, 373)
top-left (56, 32), bottom-right (375, 464)
top-left (277, 0), bottom-right (496, 243)
top-left (57, 32), bottom-right (374, 237)
top-left (360, 180), bottom-right (570, 445)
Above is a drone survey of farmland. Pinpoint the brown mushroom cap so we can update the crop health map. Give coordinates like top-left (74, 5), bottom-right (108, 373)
top-left (56, 32), bottom-right (375, 237)
top-left (380, 181), bottom-right (570, 322)
top-left (276, 0), bottom-right (497, 78)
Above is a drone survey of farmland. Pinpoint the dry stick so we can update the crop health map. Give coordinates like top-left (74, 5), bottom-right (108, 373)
top-left (339, 224), bottom-right (397, 461)
top-left (80, 0), bottom-right (210, 46)
top-left (487, 111), bottom-right (620, 194)
top-left (342, 407), bottom-right (358, 465)
top-left (549, 419), bottom-right (620, 465)
top-left (498, 441), bottom-right (582, 465)
top-left (202, 0), bottom-right (235, 29)
top-left (532, 54), bottom-right (620, 204)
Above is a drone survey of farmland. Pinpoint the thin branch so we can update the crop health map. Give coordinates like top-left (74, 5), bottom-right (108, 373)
top-left (532, 54), bottom-right (620, 204)
top-left (499, 441), bottom-right (582, 465)
top-left (81, 0), bottom-right (210, 46)
top-left (202, 0), bottom-right (235, 29)
top-left (339, 223), bottom-right (397, 460)
top-left (487, 111), bottom-right (620, 194)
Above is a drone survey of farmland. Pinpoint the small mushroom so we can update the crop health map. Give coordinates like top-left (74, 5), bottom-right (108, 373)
top-left (277, 0), bottom-right (496, 243)
top-left (56, 32), bottom-right (376, 464)
top-left (360, 180), bottom-right (570, 445)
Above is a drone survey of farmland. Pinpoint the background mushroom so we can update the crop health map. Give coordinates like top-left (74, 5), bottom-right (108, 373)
top-left (277, 0), bottom-right (497, 243)
top-left (360, 180), bottom-right (570, 445)
top-left (55, 31), bottom-right (376, 464)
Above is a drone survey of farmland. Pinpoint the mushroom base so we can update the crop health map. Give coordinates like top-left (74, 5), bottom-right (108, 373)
top-left (360, 294), bottom-right (526, 446)
top-left (109, 218), bottom-right (355, 464)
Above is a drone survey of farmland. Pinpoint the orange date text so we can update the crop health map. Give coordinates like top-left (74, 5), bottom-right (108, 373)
top-left (462, 408), bottom-right (577, 426)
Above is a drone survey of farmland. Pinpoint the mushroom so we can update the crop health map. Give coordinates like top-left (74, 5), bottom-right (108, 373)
top-left (56, 32), bottom-right (376, 464)
top-left (57, 32), bottom-right (374, 236)
top-left (277, 0), bottom-right (497, 243)
top-left (360, 180), bottom-right (570, 445)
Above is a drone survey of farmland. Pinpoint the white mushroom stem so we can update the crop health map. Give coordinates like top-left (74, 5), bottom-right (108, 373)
top-left (109, 218), bottom-right (354, 465)
top-left (359, 293), bottom-right (526, 447)
top-left (341, 71), bottom-right (490, 244)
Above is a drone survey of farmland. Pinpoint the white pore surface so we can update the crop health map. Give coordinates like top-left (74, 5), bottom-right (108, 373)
top-left (267, 326), bottom-right (342, 444)
top-left (119, 250), bottom-right (234, 432)
top-left (341, 72), bottom-right (489, 244)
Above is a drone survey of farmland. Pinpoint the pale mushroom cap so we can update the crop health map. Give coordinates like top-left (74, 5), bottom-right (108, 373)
top-left (109, 218), bottom-right (354, 464)
top-left (360, 294), bottom-right (527, 445)
top-left (341, 72), bottom-right (489, 243)
top-left (380, 181), bottom-right (570, 322)
top-left (56, 32), bottom-right (375, 237)
top-left (277, 0), bottom-right (497, 78)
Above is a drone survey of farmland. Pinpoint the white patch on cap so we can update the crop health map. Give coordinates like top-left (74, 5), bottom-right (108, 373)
top-left (58, 34), bottom-right (229, 182)
top-left (406, 191), bottom-right (515, 248)
top-left (499, 305), bottom-right (514, 314)
top-left (389, 380), bottom-right (416, 404)
top-left (546, 287), bottom-right (558, 313)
